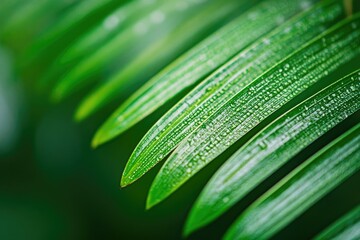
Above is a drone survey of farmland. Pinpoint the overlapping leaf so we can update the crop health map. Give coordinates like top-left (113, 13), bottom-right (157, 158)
top-left (147, 14), bottom-right (360, 208)
top-left (185, 69), bottom-right (360, 234)
top-left (51, 0), bottom-right (186, 101)
top-left (74, 0), bottom-right (257, 120)
top-left (0, 0), bottom-right (78, 48)
top-left (224, 123), bottom-right (360, 239)
top-left (38, 0), bottom-right (164, 88)
top-left (1, 1), bottom-right (359, 239)
top-left (28, 0), bottom-right (122, 54)
top-left (92, 0), bottom-right (318, 146)
top-left (121, 0), bottom-right (346, 187)
top-left (0, 0), bottom-right (60, 35)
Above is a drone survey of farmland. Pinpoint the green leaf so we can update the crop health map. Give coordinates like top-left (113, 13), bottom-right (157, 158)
top-left (38, 0), bottom-right (167, 89)
top-left (57, 0), bottom-right (158, 65)
top-left (1, 0), bottom-right (52, 33)
top-left (28, 0), bottom-right (120, 54)
top-left (51, 0), bottom-right (180, 101)
top-left (315, 204), bottom-right (360, 240)
top-left (0, 0), bottom-right (75, 43)
top-left (146, 14), bottom-right (360, 208)
top-left (92, 0), bottom-right (318, 146)
top-left (224, 123), bottom-right (360, 240)
top-left (74, 0), bottom-right (257, 120)
top-left (19, 0), bottom-right (128, 80)
top-left (121, 0), bottom-right (347, 187)
top-left (184, 69), bottom-right (360, 235)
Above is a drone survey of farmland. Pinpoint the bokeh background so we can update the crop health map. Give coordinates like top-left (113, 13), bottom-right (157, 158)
top-left (1, 1), bottom-right (360, 239)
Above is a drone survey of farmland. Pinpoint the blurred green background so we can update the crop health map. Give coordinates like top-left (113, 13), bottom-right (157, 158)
top-left (1, 0), bottom-right (360, 239)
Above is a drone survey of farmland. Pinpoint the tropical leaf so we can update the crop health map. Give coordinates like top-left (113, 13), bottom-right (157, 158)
top-left (16, 0), bottom-right (130, 83)
top-left (146, 14), bottom-right (360, 208)
top-left (1, 0), bottom-right (359, 239)
top-left (37, 0), bottom-right (165, 89)
top-left (121, 2), bottom-right (352, 189)
top-left (0, 0), bottom-right (61, 36)
top-left (315, 204), bottom-right (360, 240)
top-left (50, 0), bottom-right (183, 101)
top-left (184, 69), bottom-right (360, 234)
top-left (92, 0), bottom-right (319, 146)
top-left (73, 0), bottom-right (257, 120)
top-left (224, 122), bottom-right (360, 239)
top-left (28, 0), bottom-right (121, 54)
top-left (0, 0), bottom-right (78, 49)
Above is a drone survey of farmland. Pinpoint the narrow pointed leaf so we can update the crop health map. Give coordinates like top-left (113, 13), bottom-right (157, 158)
top-left (20, 0), bottom-right (128, 77)
top-left (0, 0), bottom-right (76, 44)
top-left (58, 0), bottom-right (159, 65)
top-left (185, 69), bottom-right (360, 234)
top-left (38, 0), bottom-right (166, 89)
top-left (0, 0), bottom-right (59, 31)
top-left (315, 205), bottom-right (360, 240)
top-left (147, 15), bottom-right (360, 207)
top-left (51, 0), bottom-right (188, 101)
top-left (224, 123), bottom-right (360, 240)
top-left (28, 0), bottom-right (120, 54)
top-left (121, 0), bottom-right (346, 187)
top-left (92, 0), bottom-right (317, 146)
top-left (74, 0), bottom-right (257, 120)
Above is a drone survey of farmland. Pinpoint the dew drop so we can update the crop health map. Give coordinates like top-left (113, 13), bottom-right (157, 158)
top-left (134, 22), bottom-right (148, 34)
top-left (150, 10), bottom-right (165, 23)
top-left (263, 38), bottom-right (271, 45)
top-left (103, 15), bottom-right (120, 30)
top-left (258, 140), bottom-right (267, 150)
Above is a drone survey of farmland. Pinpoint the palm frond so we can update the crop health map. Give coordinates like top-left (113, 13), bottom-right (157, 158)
top-left (74, 0), bottom-right (255, 120)
top-left (224, 122), bottom-right (360, 239)
top-left (92, 0), bottom-right (319, 146)
top-left (146, 14), bottom-right (360, 208)
top-left (37, 0), bottom-right (160, 89)
top-left (185, 69), bottom-right (360, 234)
top-left (2, 0), bottom-right (359, 239)
top-left (121, 0), bottom-right (346, 187)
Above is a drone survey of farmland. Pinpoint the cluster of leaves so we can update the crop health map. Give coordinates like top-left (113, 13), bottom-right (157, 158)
top-left (1, 0), bottom-right (360, 238)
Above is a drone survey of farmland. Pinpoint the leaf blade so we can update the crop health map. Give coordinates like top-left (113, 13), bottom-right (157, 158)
top-left (224, 123), bottom-right (360, 240)
top-left (38, 0), bottom-right (164, 89)
top-left (121, 0), bottom-right (346, 187)
top-left (51, 0), bottom-right (183, 101)
top-left (92, 0), bottom-right (316, 146)
top-left (74, 0), bottom-right (258, 120)
top-left (146, 14), bottom-right (360, 207)
top-left (185, 69), bottom-right (360, 234)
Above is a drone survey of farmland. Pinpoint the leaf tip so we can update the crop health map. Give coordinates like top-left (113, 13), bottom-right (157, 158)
top-left (91, 126), bottom-right (108, 149)
top-left (74, 104), bottom-right (89, 122)
top-left (145, 192), bottom-right (159, 210)
top-left (182, 222), bottom-right (195, 238)
top-left (74, 108), bottom-right (86, 123)
top-left (145, 197), bottom-right (154, 210)
top-left (91, 136), bottom-right (99, 149)
top-left (120, 174), bottom-right (132, 188)
top-left (182, 209), bottom-right (204, 237)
